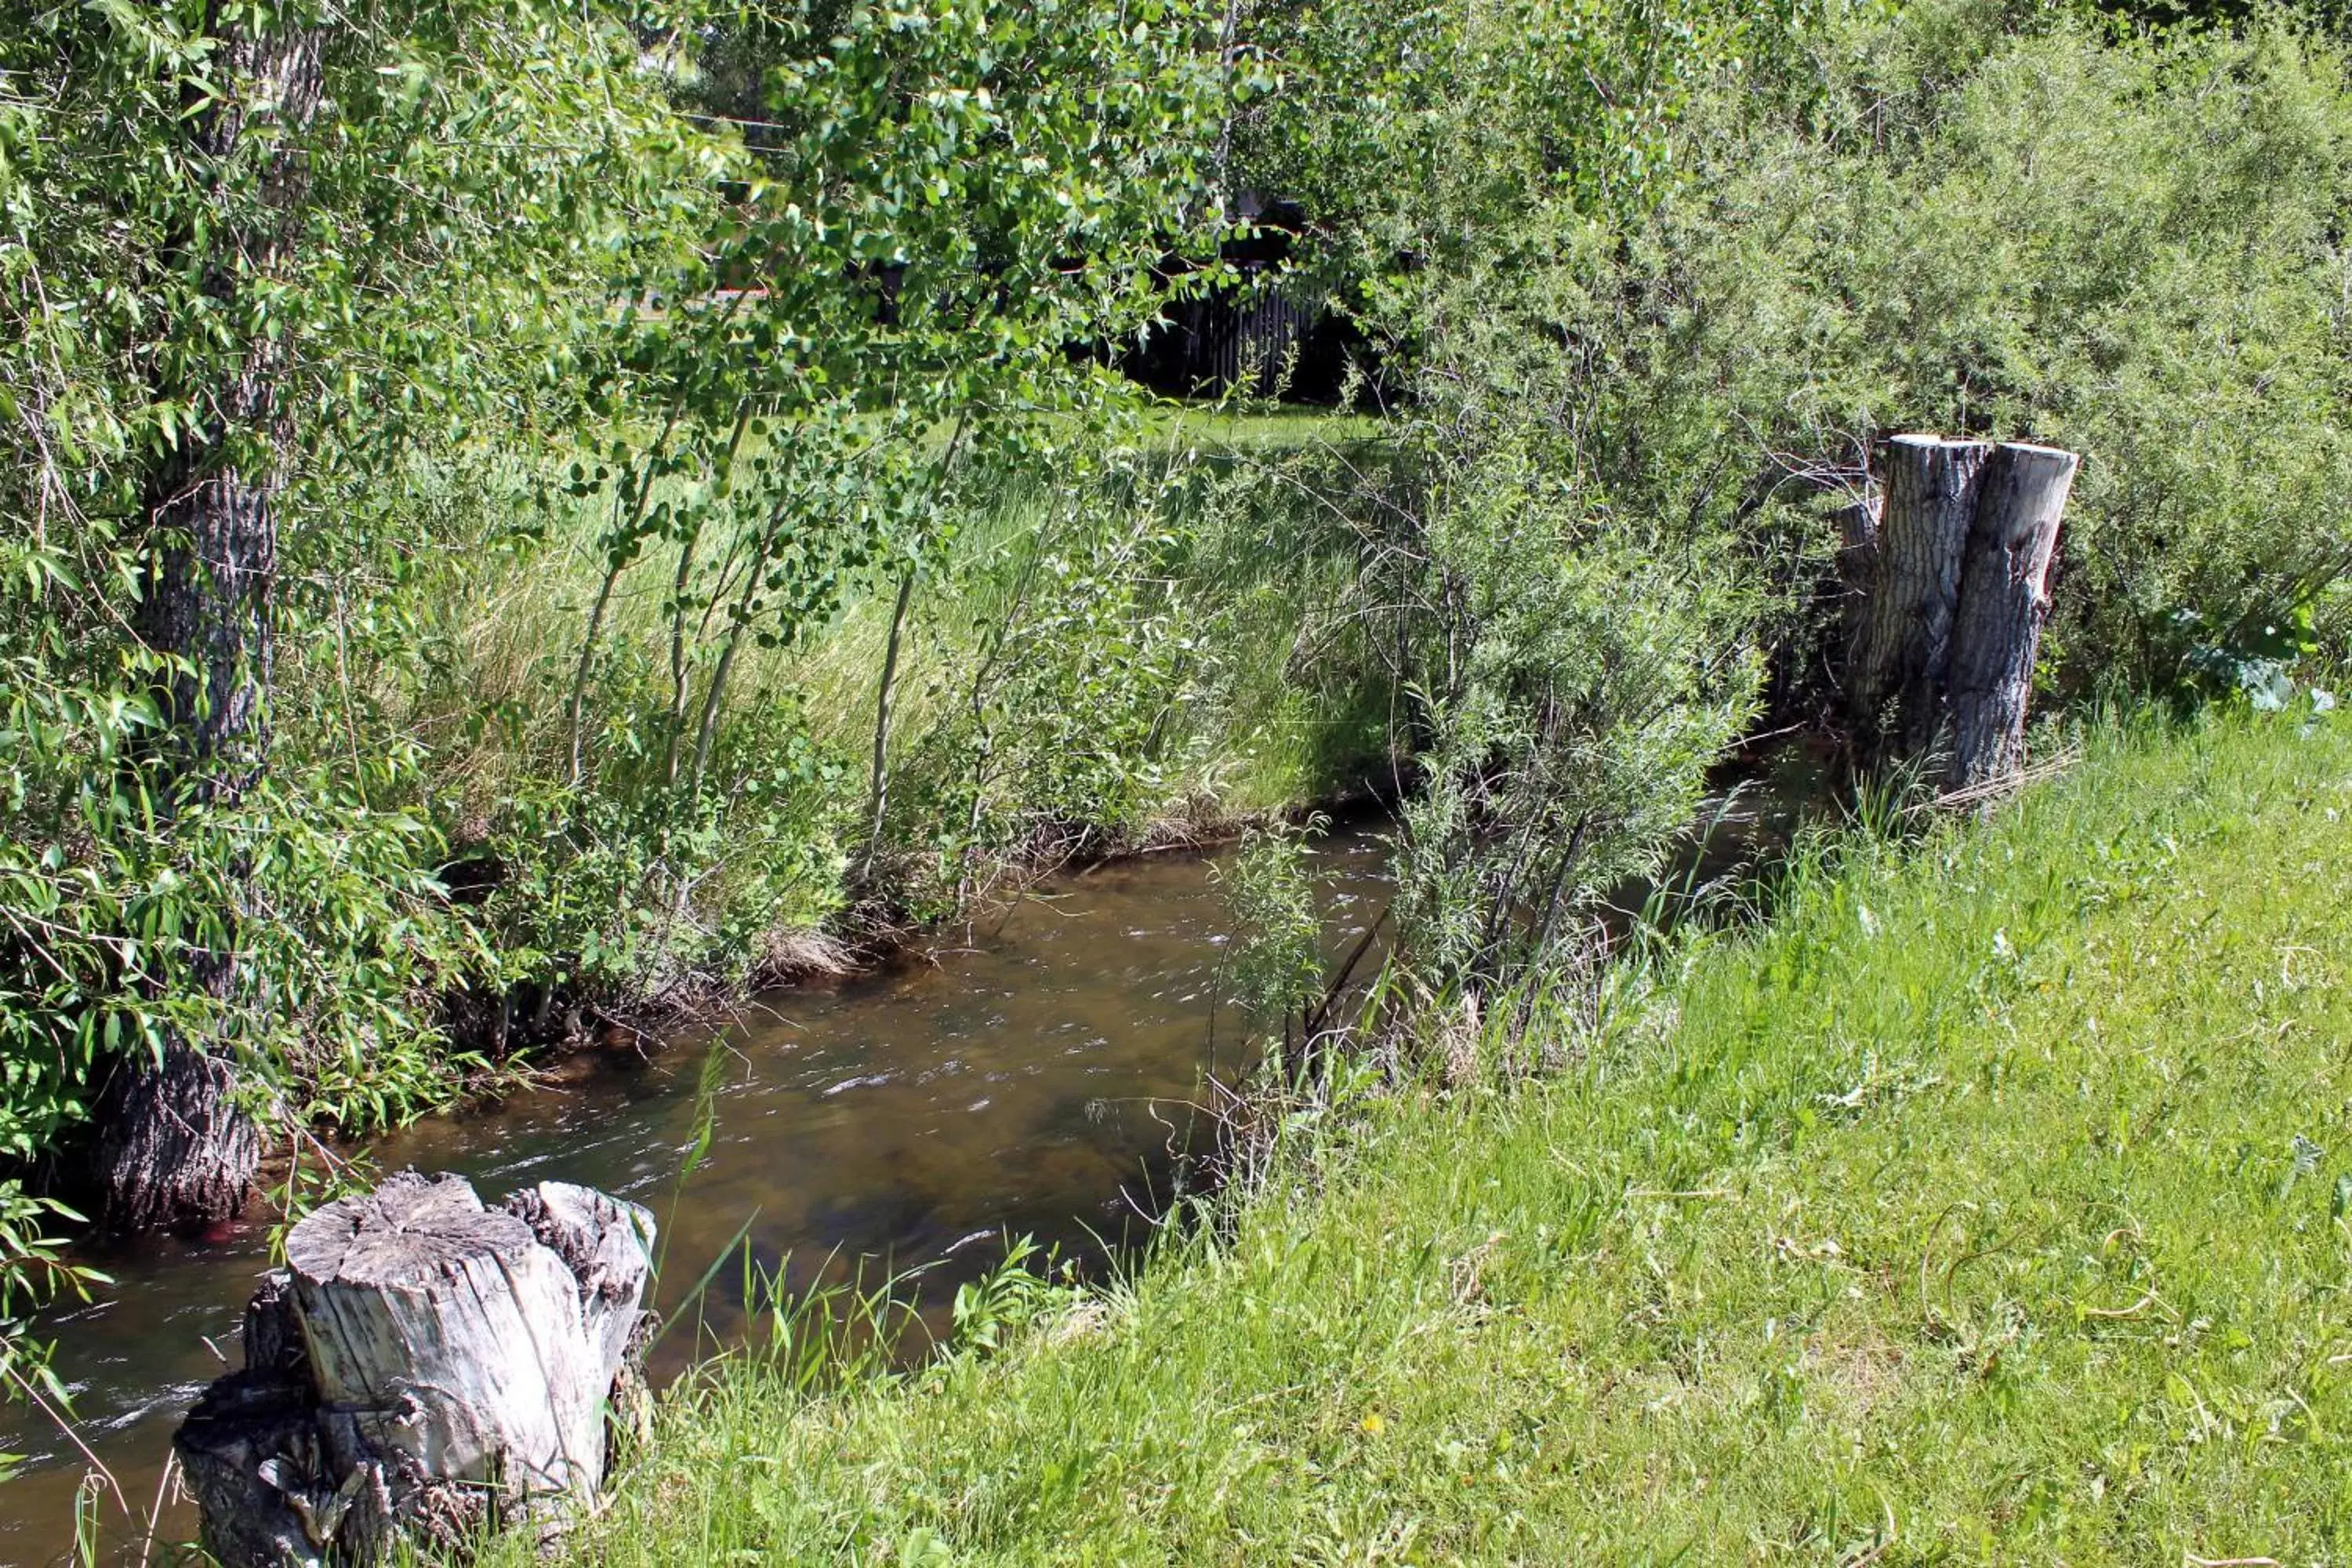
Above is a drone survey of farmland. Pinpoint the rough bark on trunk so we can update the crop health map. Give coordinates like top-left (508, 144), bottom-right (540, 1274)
top-left (1944, 442), bottom-right (2079, 791)
top-left (1847, 434), bottom-right (1993, 757)
top-left (1842, 434), bottom-right (2081, 795)
top-left (100, 18), bottom-right (325, 1232)
top-left (176, 1172), bottom-right (656, 1568)
top-left (89, 1042), bottom-right (260, 1236)
top-left (142, 470), bottom-right (279, 796)
top-left (1833, 485), bottom-right (1883, 671)
top-left (99, 466), bottom-right (281, 1232)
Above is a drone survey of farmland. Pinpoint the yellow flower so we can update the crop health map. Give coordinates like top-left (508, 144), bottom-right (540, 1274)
top-left (1359, 1413), bottom-right (1386, 1436)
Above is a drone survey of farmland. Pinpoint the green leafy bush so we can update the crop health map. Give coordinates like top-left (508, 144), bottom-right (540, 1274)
top-left (1221, 0), bottom-right (1786, 1006)
top-left (1577, 0), bottom-right (2352, 699)
top-left (0, 0), bottom-right (1241, 1190)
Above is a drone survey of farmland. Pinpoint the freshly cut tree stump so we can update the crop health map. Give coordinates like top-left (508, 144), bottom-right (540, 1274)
top-left (176, 1172), bottom-right (655, 1567)
top-left (1945, 441), bottom-right (2079, 790)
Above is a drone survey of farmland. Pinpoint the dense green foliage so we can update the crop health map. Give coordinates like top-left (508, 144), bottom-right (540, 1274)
top-left (1602, 0), bottom-right (2352, 702)
top-left (0, 0), bottom-right (709, 1162)
top-left (455, 0), bottom-right (2352, 1552)
top-left (4, 0), bottom-right (2325, 1168)
top-left (522, 710), bottom-right (2352, 1564)
top-left (0, 0), bottom-right (1242, 1180)
top-left (1221, 0), bottom-right (2352, 991)
top-left (432, 2), bottom-right (1244, 1003)
top-left (1201, 0), bottom-right (1803, 996)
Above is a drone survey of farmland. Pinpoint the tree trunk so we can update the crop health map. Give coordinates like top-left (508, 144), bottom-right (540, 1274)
top-left (89, 1042), bottom-right (261, 1236)
top-left (1833, 484), bottom-right (1882, 682)
top-left (100, 18), bottom-right (326, 1232)
top-left (1944, 442), bottom-right (2079, 791)
top-left (176, 1172), bottom-right (656, 1568)
top-left (101, 463), bottom-right (282, 1231)
top-left (1846, 434), bottom-right (1991, 757)
top-left (861, 563), bottom-right (918, 878)
top-left (142, 470), bottom-right (279, 796)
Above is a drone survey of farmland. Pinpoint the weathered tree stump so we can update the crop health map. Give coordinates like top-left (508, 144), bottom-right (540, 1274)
top-left (176, 1172), bottom-right (655, 1567)
top-left (1946, 442), bottom-right (2079, 790)
top-left (1847, 434), bottom-right (1993, 757)
top-left (1845, 434), bottom-right (2079, 793)
top-left (1832, 481), bottom-right (1884, 673)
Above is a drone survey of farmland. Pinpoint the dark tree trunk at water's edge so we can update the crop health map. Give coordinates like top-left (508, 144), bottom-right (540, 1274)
top-left (96, 20), bottom-right (325, 1232)
top-left (91, 1042), bottom-right (262, 1236)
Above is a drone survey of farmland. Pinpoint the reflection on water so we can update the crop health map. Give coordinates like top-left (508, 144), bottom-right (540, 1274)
top-left (0, 830), bottom-right (1389, 1566)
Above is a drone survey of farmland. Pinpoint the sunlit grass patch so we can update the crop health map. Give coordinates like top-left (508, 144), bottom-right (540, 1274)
top-left (532, 711), bottom-right (2352, 1564)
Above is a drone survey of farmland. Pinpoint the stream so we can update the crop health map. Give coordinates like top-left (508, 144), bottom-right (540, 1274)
top-left (0, 829), bottom-right (1392, 1565)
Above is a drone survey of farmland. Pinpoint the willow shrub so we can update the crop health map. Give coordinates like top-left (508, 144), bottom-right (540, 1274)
top-left (1225, 0), bottom-right (2352, 1008)
top-left (0, 0), bottom-right (1255, 1187)
top-left (1381, 394), bottom-right (1766, 1000)
top-left (1230, 0), bottom-right (1791, 1002)
top-left (1581, 0), bottom-right (2352, 701)
top-left (0, 0), bottom-right (710, 1164)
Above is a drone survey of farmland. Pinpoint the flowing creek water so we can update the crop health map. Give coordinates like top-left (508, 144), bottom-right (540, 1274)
top-left (0, 830), bottom-right (1392, 1565)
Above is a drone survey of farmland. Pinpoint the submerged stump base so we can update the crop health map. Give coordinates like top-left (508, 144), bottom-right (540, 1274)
top-left (177, 1172), bottom-right (655, 1568)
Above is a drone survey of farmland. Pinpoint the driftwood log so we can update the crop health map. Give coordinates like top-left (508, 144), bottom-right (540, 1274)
top-left (1846, 434), bottom-right (2080, 791)
top-left (176, 1172), bottom-right (655, 1567)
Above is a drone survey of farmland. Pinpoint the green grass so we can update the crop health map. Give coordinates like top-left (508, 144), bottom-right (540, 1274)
top-left (391, 405), bottom-right (1401, 1006)
top-left (425, 408), bottom-right (1384, 825)
top-left (1142, 401), bottom-right (1387, 450)
top-left (540, 710), bottom-right (2352, 1564)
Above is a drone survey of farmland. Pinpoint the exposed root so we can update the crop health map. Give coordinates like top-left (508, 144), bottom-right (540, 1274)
top-left (746, 927), bottom-right (856, 989)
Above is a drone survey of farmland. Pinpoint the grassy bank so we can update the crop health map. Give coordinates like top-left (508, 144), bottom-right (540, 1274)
top-left (545, 710), bottom-right (2352, 1563)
